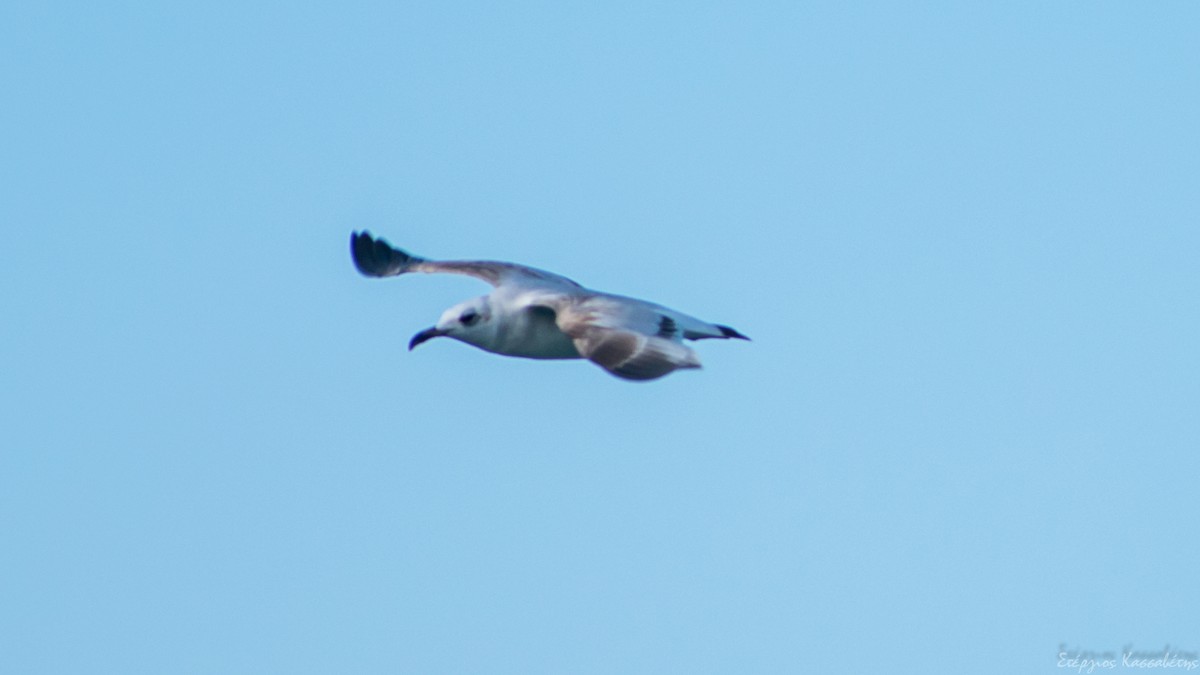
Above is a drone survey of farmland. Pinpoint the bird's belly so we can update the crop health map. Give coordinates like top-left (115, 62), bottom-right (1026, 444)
top-left (491, 323), bottom-right (581, 360)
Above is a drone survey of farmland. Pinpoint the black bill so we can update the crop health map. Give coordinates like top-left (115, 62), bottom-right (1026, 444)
top-left (408, 327), bottom-right (446, 351)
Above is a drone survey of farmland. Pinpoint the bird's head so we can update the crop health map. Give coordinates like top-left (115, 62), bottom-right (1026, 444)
top-left (409, 296), bottom-right (496, 351)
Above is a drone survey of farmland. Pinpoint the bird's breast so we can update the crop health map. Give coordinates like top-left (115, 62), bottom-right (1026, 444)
top-left (488, 309), bottom-right (581, 360)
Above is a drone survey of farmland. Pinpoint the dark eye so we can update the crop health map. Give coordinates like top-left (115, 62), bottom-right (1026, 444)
top-left (460, 310), bottom-right (480, 326)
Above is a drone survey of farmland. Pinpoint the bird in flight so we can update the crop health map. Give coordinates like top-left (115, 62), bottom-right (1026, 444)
top-left (350, 231), bottom-right (749, 381)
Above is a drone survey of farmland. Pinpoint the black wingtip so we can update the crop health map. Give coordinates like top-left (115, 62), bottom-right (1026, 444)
top-left (350, 230), bottom-right (377, 276)
top-left (716, 324), bottom-right (751, 341)
top-left (350, 230), bottom-right (418, 277)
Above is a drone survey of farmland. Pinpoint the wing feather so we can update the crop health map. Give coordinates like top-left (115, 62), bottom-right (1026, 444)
top-left (550, 299), bottom-right (702, 381)
top-left (351, 231), bottom-right (581, 289)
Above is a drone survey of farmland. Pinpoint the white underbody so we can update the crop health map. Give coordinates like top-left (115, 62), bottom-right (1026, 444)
top-left (483, 304), bottom-right (581, 359)
top-left (457, 284), bottom-right (723, 361)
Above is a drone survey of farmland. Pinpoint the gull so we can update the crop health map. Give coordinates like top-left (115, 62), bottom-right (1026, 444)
top-left (350, 231), bottom-right (749, 381)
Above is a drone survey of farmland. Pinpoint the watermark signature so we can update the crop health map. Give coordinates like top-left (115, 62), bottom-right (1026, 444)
top-left (1058, 645), bottom-right (1199, 673)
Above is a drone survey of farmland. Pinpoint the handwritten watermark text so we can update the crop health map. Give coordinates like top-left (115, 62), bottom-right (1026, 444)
top-left (1058, 645), bottom-right (1199, 673)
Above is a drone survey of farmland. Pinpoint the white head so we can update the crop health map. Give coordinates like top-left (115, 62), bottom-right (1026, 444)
top-left (408, 296), bottom-right (498, 351)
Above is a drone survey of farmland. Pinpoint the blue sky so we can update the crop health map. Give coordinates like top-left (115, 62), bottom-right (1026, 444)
top-left (2, 2), bottom-right (1197, 673)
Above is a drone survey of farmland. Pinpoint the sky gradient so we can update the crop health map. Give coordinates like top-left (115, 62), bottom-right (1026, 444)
top-left (2, 2), bottom-right (1198, 673)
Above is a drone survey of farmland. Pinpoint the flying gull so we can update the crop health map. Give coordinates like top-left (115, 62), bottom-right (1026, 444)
top-left (350, 231), bottom-right (749, 381)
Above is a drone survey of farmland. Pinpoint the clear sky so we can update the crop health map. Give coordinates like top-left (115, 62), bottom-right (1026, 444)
top-left (2, 2), bottom-right (1197, 674)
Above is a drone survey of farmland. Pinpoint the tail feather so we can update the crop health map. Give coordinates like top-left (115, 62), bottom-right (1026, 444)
top-left (716, 324), bottom-right (751, 340)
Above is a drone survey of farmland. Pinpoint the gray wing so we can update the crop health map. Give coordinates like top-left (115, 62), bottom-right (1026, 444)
top-left (351, 231), bottom-right (582, 289)
top-left (547, 295), bottom-right (703, 381)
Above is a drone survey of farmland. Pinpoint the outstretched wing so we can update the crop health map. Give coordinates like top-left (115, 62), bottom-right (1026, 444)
top-left (548, 295), bottom-right (702, 381)
top-left (569, 326), bottom-right (702, 381)
top-left (351, 231), bottom-right (581, 289)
